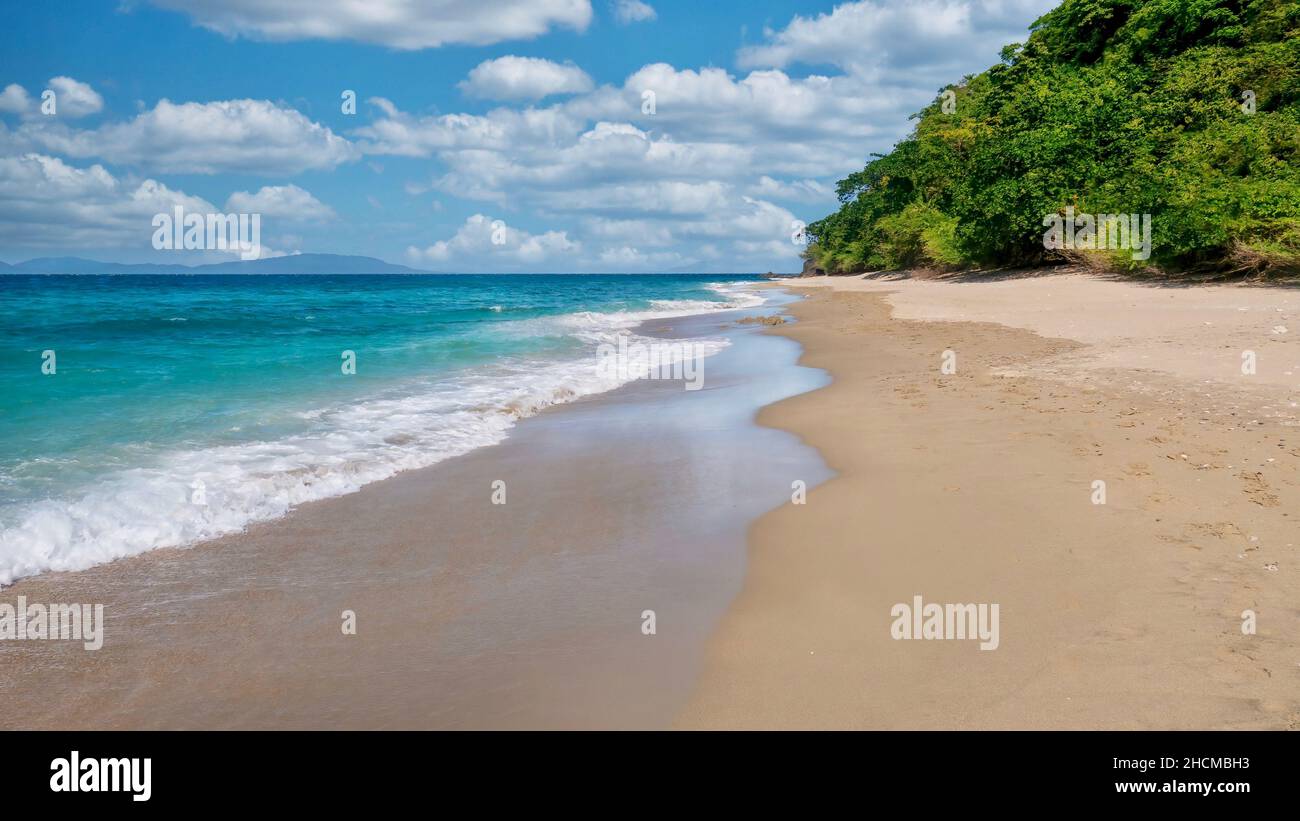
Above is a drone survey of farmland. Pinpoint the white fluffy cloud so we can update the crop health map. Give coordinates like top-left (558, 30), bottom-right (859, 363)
top-left (363, 64), bottom-right (887, 187)
top-left (747, 175), bottom-right (834, 203)
top-left (361, 61), bottom-right (889, 221)
top-left (146, 0), bottom-right (593, 49)
top-left (357, 60), bottom-right (882, 269)
top-left (738, 0), bottom-right (1058, 76)
top-left (612, 0), bottom-right (656, 24)
top-left (0, 77), bottom-right (103, 118)
top-left (602, 64), bottom-right (891, 173)
top-left (6, 99), bottom-right (357, 174)
top-left (47, 77), bottom-right (104, 118)
top-left (597, 246), bottom-right (686, 270)
top-left (459, 56), bottom-right (594, 101)
top-left (0, 153), bottom-right (305, 259)
top-left (406, 214), bottom-right (579, 270)
top-left (224, 184), bottom-right (335, 220)
top-left (355, 99), bottom-right (587, 158)
top-left (428, 122), bottom-right (753, 205)
top-left (0, 153), bottom-right (214, 248)
top-left (0, 84), bottom-right (30, 114)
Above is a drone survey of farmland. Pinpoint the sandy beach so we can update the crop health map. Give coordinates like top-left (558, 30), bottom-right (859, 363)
top-left (679, 271), bottom-right (1300, 729)
top-left (5, 271), bottom-right (1299, 730)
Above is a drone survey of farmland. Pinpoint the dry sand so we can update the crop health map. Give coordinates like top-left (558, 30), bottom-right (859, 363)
top-left (679, 271), bottom-right (1300, 729)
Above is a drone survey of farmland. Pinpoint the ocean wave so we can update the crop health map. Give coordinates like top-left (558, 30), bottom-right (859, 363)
top-left (0, 283), bottom-right (766, 585)
top-left (501, 289), bottom-right (761, 344)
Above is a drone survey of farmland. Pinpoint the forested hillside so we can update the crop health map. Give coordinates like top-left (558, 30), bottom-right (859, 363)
top-left (804, 0), bottom-right (1299, 277)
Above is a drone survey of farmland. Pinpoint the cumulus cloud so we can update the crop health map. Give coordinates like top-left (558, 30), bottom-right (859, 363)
top-left (747, 175), bottom-right (834, 203)
top-left (597, 246), bottom-right (686, 270)
top-left (224, 184), bottom-right (335, 220)
top-left (0, 152), bottom-right (215, 249)
top-left (354, 99), bottom-right (587, 158)
top-left (611, 0), bottom-right (656, 24)
top-left (0, 77), bottom-right (103, 118)
top-left (0, 154), bottom-right (312, 260)
top-left (5, 99), bottom-right (357, 174)
top-left (47, 76), bottom-right (104, 117)
top-left (571, 195), bottom-right (805, 271)
top-left (459, 56), bottom-right (594, 101)
top-left (540, 178), bottom-right (732, 216)
top-left (354, 64), bottom-right (879, 269)
top-left (0, 84), bottom-right (32, 114)
top-left (602, 64), bottom-right (891, 169)
top-left (738, 0), bottom-right (1057, 76)
top-left (146, 0), bottom-right (593, 49)
top-left (361, 67), bottom-right (885, 185)
top-left (432, 121), bottom-right (751, 204)
top-left (406, 214), bottom-right (579, 270)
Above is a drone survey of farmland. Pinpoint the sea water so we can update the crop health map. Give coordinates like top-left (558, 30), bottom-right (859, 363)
top-left (0, 273), bottom-right (764, 584)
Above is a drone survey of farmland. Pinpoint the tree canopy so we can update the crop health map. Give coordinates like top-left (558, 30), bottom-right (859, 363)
top-left (804, 0), bottom-right (1299, 277)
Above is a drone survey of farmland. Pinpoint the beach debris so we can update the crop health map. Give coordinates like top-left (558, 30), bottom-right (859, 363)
top-left (736, 315), bottom-right (787, 326)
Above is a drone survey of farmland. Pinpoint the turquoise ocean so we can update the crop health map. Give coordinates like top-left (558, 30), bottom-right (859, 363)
top-left (0, 274), bottom-right (765, 585)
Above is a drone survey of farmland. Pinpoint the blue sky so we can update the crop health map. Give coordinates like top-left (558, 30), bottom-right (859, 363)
top-left (0, 0), bottom-right (1060, 271)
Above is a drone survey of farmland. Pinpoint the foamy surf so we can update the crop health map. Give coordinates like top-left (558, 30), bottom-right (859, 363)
top-left (0, 282), bottom-right (766, 585)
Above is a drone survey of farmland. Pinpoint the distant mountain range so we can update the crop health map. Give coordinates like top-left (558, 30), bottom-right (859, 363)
top-left (0, 254), bottom-right (428, 275)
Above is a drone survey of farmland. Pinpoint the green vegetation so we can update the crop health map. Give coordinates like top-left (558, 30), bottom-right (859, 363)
top-left (804, 0), bottom-right (1300, 278)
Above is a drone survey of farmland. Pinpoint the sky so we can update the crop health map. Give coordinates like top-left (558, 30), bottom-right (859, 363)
top-left (0, 0), bottom-right (1061, 272)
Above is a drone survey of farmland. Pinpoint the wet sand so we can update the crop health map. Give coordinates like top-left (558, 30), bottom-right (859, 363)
top-left (0, 294), bottom-right (829, 729)
top-left (679, 273), bottom-right (1300, 729)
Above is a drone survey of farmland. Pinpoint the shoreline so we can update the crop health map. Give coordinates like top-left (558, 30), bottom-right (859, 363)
top-left (678, 272), bottom-right (1300, 729)
top-left (0, 289), bottom-right (829, 729)
top-left (6, 271), bottom-right (1298, 729)
top-left (0, 277), bottom-right (769, 589)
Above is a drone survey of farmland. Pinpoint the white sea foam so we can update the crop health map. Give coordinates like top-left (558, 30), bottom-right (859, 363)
top-left (0, 284), bottom-right (767, 585)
